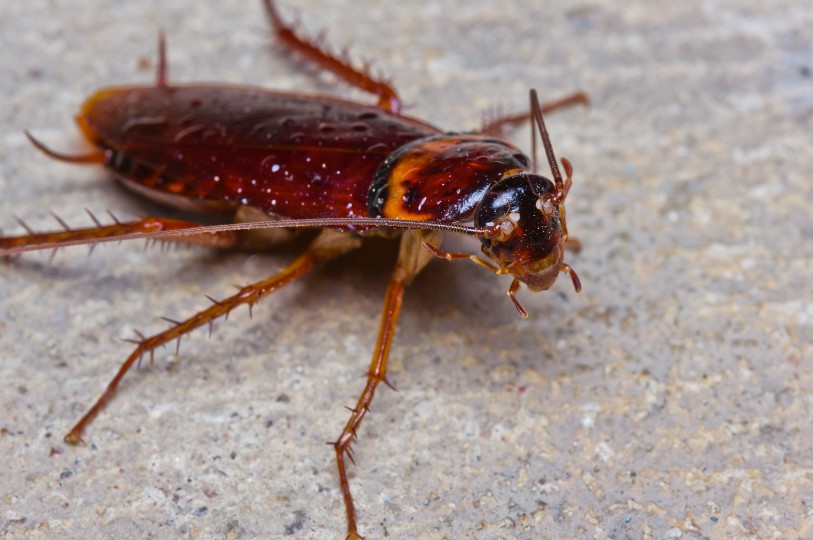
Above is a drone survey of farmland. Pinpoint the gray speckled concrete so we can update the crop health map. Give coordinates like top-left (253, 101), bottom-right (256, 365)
top-left (2, 0), bottom-right (812, 538)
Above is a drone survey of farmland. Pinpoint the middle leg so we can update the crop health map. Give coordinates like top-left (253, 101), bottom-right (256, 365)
top-left (332, 229), bottom-right (440, 540)
top-left (480, 91), bottom-right (589, 137)
top-left (63, 229), bottom-right (361, 444)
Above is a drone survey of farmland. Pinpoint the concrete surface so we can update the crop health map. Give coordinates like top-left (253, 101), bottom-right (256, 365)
top-left (2, 0), bottom-right (812, 538)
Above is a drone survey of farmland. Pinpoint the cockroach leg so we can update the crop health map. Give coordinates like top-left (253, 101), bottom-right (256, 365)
top-left (333, 230), bottom-right (437, 540)
top-left (263, 0), bottom-right (402, 113)
top-left (156, 29), bottom-right (168, 87)
top-left (507, 278), bottom-right (529, 318)
top-left (334, 273), bottom-right (405, 540)
top-left (421, 241), bottom-right (506, 274)
top-left (24, 131), bottom-right (106, 165)
top-left (560, 262), bottom-right (582, 293)
top-left (422, 242), bottom-right (533, 317)
top-left (565, 237), bottom-right (583, 253)
top-left (64, 229), bottom-right (361, 445)
top-left (480, 91), bottom-right (589, 137)
top-left (0, 216), bottom-right (240, 256)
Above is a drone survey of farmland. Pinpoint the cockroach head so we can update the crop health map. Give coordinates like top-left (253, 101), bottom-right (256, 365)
top-left (474, 172), bottom-right (567, 291)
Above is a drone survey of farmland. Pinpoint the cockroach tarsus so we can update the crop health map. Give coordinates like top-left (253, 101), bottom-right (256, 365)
top-left (1, 1), bottom-right (587, 538)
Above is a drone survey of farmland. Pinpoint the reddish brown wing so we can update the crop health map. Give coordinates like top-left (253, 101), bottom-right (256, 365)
top-left (77, 85), bottom-right (440, 219)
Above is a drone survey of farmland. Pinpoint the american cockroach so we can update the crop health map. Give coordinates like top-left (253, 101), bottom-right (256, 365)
top-left (1, 1), bottom-right (587, 537)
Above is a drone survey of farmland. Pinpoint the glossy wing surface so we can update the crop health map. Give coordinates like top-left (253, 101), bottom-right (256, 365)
top-left (78, 85), bottom-right (439, 219)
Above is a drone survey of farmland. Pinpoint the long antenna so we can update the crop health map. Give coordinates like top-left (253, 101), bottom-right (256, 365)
top-left (0, 217), bottom-right (489, 256)
top-left (529, 89), bottom-right (563, 190)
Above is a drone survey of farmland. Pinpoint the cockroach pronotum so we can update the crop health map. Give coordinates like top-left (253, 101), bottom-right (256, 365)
top-left (1, 1), bottom-right (587, 537)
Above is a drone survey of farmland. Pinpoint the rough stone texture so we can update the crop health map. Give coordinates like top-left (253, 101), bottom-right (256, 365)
top-left (1, 0), bottom-right (812, 539)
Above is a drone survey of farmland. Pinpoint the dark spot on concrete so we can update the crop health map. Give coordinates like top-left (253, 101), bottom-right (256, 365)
top-left (225, 519), bottom-right (246, 537)
top-left (284, 509), bottom-right (306, 535)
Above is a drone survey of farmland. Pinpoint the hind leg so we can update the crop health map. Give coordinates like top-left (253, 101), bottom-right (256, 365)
top-left (263, 0), bottom-right (402, 113)
top-left (0, 213), bottom-right (246, 256)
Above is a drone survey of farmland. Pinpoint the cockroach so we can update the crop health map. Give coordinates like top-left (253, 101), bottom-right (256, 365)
top-left (1, 1), bottom-right (587, 538)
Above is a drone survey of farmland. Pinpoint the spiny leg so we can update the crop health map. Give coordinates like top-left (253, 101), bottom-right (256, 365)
top-left (63, 229), bottom-right (360, 444)
top-left (333, 229), bottom-right (439, 540)
top-left (0, 214), bottom-right (242, 256)
top-left (263, 0), bottom-right (402, 113)
top-left (335, 276), bottom-right (404, 540)
top-left (156, 29), bottom-right (168, 87)
top-left (480, 91), bottom-right (589, 137)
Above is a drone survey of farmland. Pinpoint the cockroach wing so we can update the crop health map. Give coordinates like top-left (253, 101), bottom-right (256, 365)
top-left (78, 86), bottom-right (440, 219)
